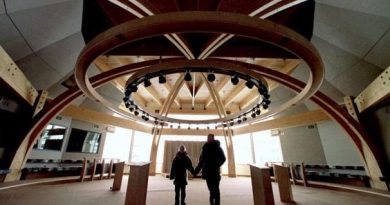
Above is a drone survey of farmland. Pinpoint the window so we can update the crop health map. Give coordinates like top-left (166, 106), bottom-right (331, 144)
top-left (34, 124), bottom-right (66, 151)
top-left (252, 130), bottom-right (283, 165)
top-left (66, 128), bottom-right (101, 153)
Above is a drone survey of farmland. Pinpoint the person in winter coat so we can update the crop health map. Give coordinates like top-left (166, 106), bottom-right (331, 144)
top-left (194, 134), bottom-right (226, 205)
top-left (170, 144), bottom-right (195, 205)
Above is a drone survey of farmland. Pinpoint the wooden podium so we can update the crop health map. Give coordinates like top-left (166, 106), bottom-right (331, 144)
top-left (124, 162), bottom-right (151, 205)
top-left (274, 165), bottom-right (294, 203)
top-left (112, 162), bottom-right (125, 191)
top-left (250, 165), bottom-right (275, 205)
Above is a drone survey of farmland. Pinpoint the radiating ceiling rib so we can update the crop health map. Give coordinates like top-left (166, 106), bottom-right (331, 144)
top-left (223, 81), bottom-right (247, 108)
top-left (109, 0), bottom-right (195, 60)
top-left (162, 82), bottom-right (181, 107)
top-left (93, 56), bottom-right (146, 107)
top-left (198, 0), bottom-right (308, 59)
top-left (204, 76), bottom-right (230, 108)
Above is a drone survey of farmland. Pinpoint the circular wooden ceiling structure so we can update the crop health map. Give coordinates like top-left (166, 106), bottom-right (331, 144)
top-left (74, 11), bottom-right (324, 126)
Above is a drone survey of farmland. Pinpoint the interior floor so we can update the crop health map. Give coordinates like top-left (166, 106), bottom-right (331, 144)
top-left (0, 176), bottom-right (389, 205)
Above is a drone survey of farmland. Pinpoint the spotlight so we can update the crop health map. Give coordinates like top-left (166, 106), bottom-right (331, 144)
top-left (134, 110), bottom-right (139, 116)
top-left (154, 120), bottom-right (158, 125)
top-left (243, 116), bottom-right (247, 122)
top-left (258, 85), bottom-right (267, 95)
top-left (160, 122), bottom-right (164, 126)
top-left (144, 77), bottom-right (151, 87)
top-left (230, 121), bottom-right (234, 126)
top-left (184, 70), bottom-right (192, 81)
top-left (256, 109), bottom-right (261, 115)
top-left (251, 112), bottom-right (256, 118)
top-left (231, 75), bottom-right (239, 85)
top-left (170, 124), bottom-right (173, 128)
top-left (263, 93), bottom-right (270, 100)
top-left (131, 85), bottom-right (138, 92)
top-left (237, 119), bottom-right (242, 124)
top-left (123, 96), bottom-right (129, 102)
top-left (129, 107), bottom-right (134, 112)
top-left (158, 73), bottom-right (166, 84)
top-left (262, 104), bottom-right (269, 110)
top-left (223, 123), bottom-right (227, 128)
top-left (178, 124), bottom-right (181, 129)
top-left (263, 99), bottom-right (271, 105)
top-left (245, 80), bottom-right (254, 89)
top-left (125, 89), bottom-right (132, 96)
top-left (125, 102), bottom-right (131, 108)
top-left (207, 71), bottom-right (215, 82)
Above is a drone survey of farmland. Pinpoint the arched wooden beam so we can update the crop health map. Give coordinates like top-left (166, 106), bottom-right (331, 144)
top-left (149, 74), bottom-right (185, 175)
top-left (201, 73), bottom-right (236, 177)
top-left (6, 58), bottom-right (388, 190)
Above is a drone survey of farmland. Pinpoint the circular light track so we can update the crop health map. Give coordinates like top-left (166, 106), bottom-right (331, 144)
top-left (74, 11), bottom-right (324, 127)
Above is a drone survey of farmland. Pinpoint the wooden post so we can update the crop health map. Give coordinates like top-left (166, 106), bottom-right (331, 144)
top-left (108, 159), bottom-right (114, 179)
top-left (90, 159), bottom-right (97, 181)
top-left (274, 165), bottom-right (294, 203)
top-left (249, 165), bottom-right (275, 205)
top-left (290, 163), bottom-right (297, 185)
top-left (80, 158), bottom-right (88, 182)
top-left (301, 162), bottom-right (308, 187)
top-left (125, 162), bottom-right (151, 205)
top-left (100, 159), bottom-right (105, 180)
top-left (112, 162), bottom-right (125, 191)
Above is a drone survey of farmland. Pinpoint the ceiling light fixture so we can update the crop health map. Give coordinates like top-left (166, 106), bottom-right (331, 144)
top-left (231, 75), bottom-right (239, 85)
top-left (184, 70), bottom-right (192, 81)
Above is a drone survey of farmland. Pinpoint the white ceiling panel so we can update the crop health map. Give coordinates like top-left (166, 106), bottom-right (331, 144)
top-left (36, 32), bottom-right (85, 76)
top-left (311, 36), bottom-right (360, 81)
top-left (8, 0), bottom-right (82, 52)
top-left (16, 54), bottom-right (62, 90)
top-left (0, 0), bottom-right (5, 14)
top-left (316, 0), bottom-right (390, 18)
top-left (4, 0), bottom-right (72, 13)
top-left (314, 3), bottom-right (390, 58)
top-left (330, 60), bottom-right (383, 96)
top-left (364, 30), bottom-right (390, 69)
top-left (0, 14), bottom-right (32, 60)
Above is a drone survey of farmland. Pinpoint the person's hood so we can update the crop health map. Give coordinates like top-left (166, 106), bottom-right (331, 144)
top-left (176, 151), bottom-right (188, 158)
top-left (205, 139), bottom-right (220, 147)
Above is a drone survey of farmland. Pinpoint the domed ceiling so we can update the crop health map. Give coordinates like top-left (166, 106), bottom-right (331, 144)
top-left (0, 0), bottom-right (389, 117)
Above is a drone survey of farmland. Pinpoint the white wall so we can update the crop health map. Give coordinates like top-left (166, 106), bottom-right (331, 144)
top-left (317, 121), bottom-right (363, 166)
top-left (279, 125), bottom-right (327, 165)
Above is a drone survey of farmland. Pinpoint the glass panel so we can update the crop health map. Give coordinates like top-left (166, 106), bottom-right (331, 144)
top-left (66, 128), bottom-right (101, 153)
top-left (252, 130), bottom-right (283, 166)
top-left (232, 134), bottom-right (253, 164)
top-left (33, 124), bottom-right (66, 151)
top-left (102, 127), bottom-right (132, 161)
top-left (131, 131), bottom-right (153, 162)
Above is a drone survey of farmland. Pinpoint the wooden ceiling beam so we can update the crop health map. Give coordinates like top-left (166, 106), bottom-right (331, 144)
top-left (110, 0), bottom-right (194, 59)
top-left (93, 57), bottom-right (146, 107)
top-left (205, 76), bottom-right (230, 108)
top-left (162, 83), bottom-right (181, 107)
top-left (199, 0), bottom-right (307, 60)
top-left (234, 109), bottom-right (331, 135)
top-left (239, 59), bottom-right (301, 110)
top-left (144, 85), bottom-right (163, 106)
top-left (223, 81), bottom-right (248, 108)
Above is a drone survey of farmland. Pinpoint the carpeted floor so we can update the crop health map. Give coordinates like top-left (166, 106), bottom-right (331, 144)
top-left (0, 176), bottom-right (389, 205)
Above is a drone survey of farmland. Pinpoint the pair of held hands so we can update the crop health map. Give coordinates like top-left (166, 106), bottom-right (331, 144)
top-left (170, 170), bottom-right (199, 180)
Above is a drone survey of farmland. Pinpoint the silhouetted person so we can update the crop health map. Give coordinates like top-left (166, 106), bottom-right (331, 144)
top-left (170, 145), bottom-right (195, 205)
top-left (194, 134), bottom-right (226, 205)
